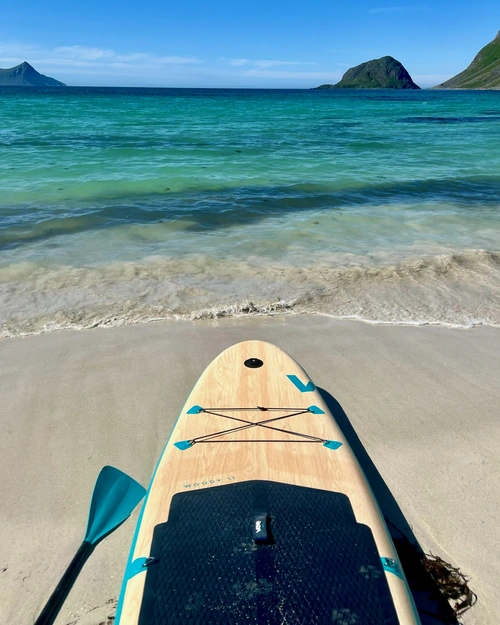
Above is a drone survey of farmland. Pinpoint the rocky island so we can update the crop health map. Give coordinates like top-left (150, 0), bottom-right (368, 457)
top-left (0, 62), bottom-right (65, 86)
top-left (433, 30), bottom-right (500, 89)
top-left (316, 56), bottom-right (420, 89)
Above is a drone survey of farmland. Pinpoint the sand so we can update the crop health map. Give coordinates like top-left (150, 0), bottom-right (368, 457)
top-left (0, 315), bottom-right (499, 625)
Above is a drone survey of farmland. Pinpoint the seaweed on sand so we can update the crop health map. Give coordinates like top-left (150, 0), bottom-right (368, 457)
top-left (420, 553), bottom-right (477, 618)
top-left (389, 522), bottom-right (477, 623)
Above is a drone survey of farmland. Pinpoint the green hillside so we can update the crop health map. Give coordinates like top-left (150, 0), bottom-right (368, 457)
top-left (434, 31), bottom-right (500, 89)
top-left (317, 56), bottom-right (420, 90)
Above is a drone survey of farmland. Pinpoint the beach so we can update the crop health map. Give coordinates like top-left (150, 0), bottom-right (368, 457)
top-left (0, 315), bottom-right (499, 625)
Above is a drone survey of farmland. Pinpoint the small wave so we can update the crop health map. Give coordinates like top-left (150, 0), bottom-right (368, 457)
top-left (401, 116), bottom-right (500, 124)
top-left (327, 250), bottom-right (500, 281)
top-left (0, 250), bottom-right (499, 338)
top-left (189, 299), bottom-right (296, 320)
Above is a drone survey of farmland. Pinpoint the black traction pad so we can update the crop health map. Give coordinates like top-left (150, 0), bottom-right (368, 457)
top-left (139, 480), bottom-right (400, 625)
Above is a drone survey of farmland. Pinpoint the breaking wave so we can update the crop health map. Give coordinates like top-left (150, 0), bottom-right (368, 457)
top-left (1, 249), bottom-right (499, 338)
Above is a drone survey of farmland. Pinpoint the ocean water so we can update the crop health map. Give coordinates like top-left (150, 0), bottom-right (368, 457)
top-left (0, 86), bottom-right (499, 337)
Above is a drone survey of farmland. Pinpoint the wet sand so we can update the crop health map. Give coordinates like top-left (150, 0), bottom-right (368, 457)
top-left (0, 315), bottom-right (498, 625)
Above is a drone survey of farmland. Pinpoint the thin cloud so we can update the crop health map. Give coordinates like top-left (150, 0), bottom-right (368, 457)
top-left (53, 46), bottom-right (114, 61)
top-left (228, 58), bottom-right (249, 66)
top-left (0, 43), bottom-right (201, 72)
top-left (0, 42), bottom-right (332, 87)
top-left (243, 69), bottom-right (340, 80)
top-left (369, 5), bottom-right (427, 14)
top-left (227, 58), bottom-right (318, 69)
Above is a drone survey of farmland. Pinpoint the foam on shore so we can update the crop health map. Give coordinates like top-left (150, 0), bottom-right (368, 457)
top-left (1, 249), bottom-right (499, 338)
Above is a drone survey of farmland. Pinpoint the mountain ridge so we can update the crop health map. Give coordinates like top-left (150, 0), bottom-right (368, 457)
top-left (0, 62), bottom-right (65, 87)
top-left (433, 31), bottom-right (500, 89)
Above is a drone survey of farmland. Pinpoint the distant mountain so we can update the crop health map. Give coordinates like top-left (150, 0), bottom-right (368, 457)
top-left (433, 31), bottom-right (500, 89)
top-left (316, 56), bottom-right (420, 90)
top-left (0, 62), bottom-right (65, 86)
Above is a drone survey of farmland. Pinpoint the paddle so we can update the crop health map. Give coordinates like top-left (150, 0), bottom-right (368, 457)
top-left (34, 465), bottom-right (146, 625)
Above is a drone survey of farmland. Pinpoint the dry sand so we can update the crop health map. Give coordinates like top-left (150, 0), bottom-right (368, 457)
top-left (0, 315), bottom-right (499, 625)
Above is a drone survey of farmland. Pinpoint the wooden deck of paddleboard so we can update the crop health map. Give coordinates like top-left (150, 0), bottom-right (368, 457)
top-left (118, 340), bottom-right (419, 625)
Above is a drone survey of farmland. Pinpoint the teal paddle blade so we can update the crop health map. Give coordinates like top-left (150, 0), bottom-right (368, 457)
top-left (84, 465), bottom-right (146, 546)
top-left (35, 466), bottom-right (146, 625)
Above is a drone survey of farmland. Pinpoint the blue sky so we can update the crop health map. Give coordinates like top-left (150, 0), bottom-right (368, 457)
top-left (0, 1), bottom-right (498, 88)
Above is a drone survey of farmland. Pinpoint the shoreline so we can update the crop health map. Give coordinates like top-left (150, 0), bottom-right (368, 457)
top-left (2, 247), bottom-right (500, 338)
top-left (1, 314), bottom-right (499, 624)
top-left (2, 308), bottom-right (500, 343)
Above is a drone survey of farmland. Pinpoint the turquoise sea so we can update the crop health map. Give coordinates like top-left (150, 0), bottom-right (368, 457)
top-left (1, 86), bottom-right (499, 336)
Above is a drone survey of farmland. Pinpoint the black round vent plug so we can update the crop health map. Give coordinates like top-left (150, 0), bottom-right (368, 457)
top-left (244, 358), bottom-right (264, 368)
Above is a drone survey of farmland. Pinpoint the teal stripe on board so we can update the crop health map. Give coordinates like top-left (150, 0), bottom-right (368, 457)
top-left (114, 404), bottom-right (186, 625)
top-left (287, 375), bottom-right (316, 393)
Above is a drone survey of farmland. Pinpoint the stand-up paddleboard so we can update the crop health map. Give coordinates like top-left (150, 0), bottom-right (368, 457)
top-left (116, 340), bottom-right (420, 625)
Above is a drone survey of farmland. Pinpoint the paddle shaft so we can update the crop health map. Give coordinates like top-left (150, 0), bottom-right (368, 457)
top-left (34, 541), bottom-right (94, 625)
